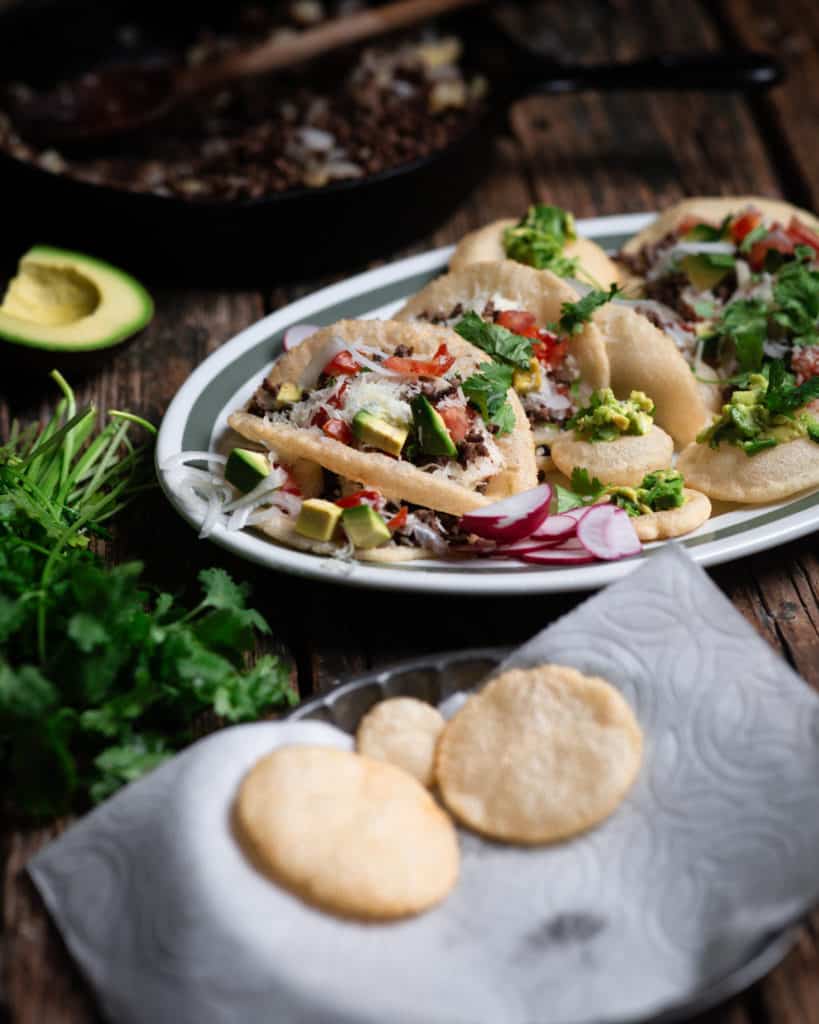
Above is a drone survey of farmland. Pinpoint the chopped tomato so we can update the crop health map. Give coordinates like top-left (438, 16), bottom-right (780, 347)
top-left (748, 226), bottom-right (795, 271)
top-left (335, 489), bottom-right (381, 509)
top-left (321, 418), bottom-right (353, 444)
top-left (323, 350), bottom-right (360, 377)
top-left (439, 404), bottom-right (472, 443)
top-left (729, 208), bottom-right (762, 243)
top-left (532, 329), bottom-right (569, 369)
top-left (327, 380), bottom-right (349, 408)
top-left (310, 407), bottom-right (329, 429)
top-left (791, 346), bottom-right (819, 386)
top-left (382, 343), bottom-right (455, 377)
top-left (282, 470), bottom-right (302, 496)
top-left (786, 216), bottom-right (819, 257)
top-left (496, 309), bottom-right (539, 339)
top-left (387, 507), bottom-right (408, 531)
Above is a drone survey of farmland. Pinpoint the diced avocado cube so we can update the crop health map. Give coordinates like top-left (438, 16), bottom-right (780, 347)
top-left (295, 499), bottom-right (343, 542)
top-left (411, 395), bottom-right (457, 457)
top-left (512, 357), bottom-right (543, 395)
top-left (352, 410), bottom-right (408, 456)
top-left (275, 382), bottom-right (302, 408)
top-left (341, 504), bottom-right (391, 548)
top-left (225, 448), bottom-right (270, 493)
top-left (681, 254), bottom-right (731, 292)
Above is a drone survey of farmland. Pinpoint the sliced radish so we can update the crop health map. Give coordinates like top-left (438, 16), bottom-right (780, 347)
top-left (489, 538), bottom-right (560, 558)
top-left (459, 484), bottom-right (552, 544)
top-left (283, 323), bottom-right (320, 350)
top-left (559, 506), bottom-right (593, 523)
top-left (530, 514), bottom-right (577, 541)
top-left (521, 547), bottom-right (597, 565)
top-left (576, 504), bottom-right (641, 561)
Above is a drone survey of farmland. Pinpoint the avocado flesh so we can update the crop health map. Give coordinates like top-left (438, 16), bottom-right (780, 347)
top-left (295, 499), bottom-right (342, 542)
top-left (681, 255), bottom-right (731, 292)
top-left (225, 449), bottom-right (270, 493)
top-left (411, 395), bottom-right (457, 456)
top-left (341, 504), bottom-right (391, 548)
top-left (352, 410), bottom-right (408, 457)
top-left (0, 245), bottom-right (153, 351)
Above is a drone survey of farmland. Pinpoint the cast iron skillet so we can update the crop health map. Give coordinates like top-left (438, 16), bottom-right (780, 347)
top-left (0, 1), bottom-right (783, 284)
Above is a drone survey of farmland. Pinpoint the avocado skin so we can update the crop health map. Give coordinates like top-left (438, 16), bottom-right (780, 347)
top-left (411, 395), bottom-right (457, 457)
top-left (341, 504), bottom-right (391, 548)
top-left (225, 449), bottom-right (270, 493)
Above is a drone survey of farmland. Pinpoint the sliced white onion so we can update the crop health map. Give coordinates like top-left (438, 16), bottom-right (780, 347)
top-left (734, 259), bottom-right (751, 289)
top-left (222, 466), bottom-right (288, 512)
top-left (159, 450), bottom-right (228, 473)
top-left (199, 488), bottom-right (223, 539)
top-left (298, 336), bottom-right (348, 389)
top-left (460, 485), bottom-right (552, 543)
top-left (341, 343), bottom-right (405, 378)
top-left (227, 505), bottom-right (252, 532)
top-left (283, 324), bottom-right (320, 351)
top-left (670, 241), bottom-right (735, 256)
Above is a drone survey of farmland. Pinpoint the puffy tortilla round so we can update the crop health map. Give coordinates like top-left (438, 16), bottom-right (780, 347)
top-left (677, 436), bottom-right (819, 503)
top-left (435, 665), bottom-right (643, 844)
top-left (631, 488), bottom-right (711, 541)
top-left (449, 218), bottom-right (622, 287)
top-left (620, 195), bottom-right (819, 256)
top-left (228, 319), bottom-right (537, 517)
top-left (396, 260), bottom-right (610, 394)
top-left (234, 746), bottom-right (459, 919)
top-left (550, 424), bottom-right (674, 487)
top-left (356, 697), bottom-right (445, 787)
top-left (593, 303), bottom-right (719, 446)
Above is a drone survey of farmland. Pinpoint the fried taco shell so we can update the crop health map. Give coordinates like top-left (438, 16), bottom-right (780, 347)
top-left (677, 436), bottom-right (819, 503)
top-left (593, 303), bottom-right (719, 447)
top-left (229, 319), bottom-right (537, 517)
top-left (449, 218), bottom-right (622, 288)
top-left (396, 260), bottom-right (610, 393)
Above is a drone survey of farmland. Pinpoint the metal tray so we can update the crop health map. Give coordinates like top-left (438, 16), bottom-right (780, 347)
top-left (290, 647), bottom-right (799, 1024)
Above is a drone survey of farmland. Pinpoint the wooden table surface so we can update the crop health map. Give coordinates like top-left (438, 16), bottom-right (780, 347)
top-left (2, 1), bottom-right (819, 1021)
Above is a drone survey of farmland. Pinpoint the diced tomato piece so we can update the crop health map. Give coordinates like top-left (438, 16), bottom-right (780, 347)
top-left (310, 407), bottom-right (329, 429)
top-left (533, 331), bottom-right (569, 369)
top-left (791, 346), bottom-right (819, 386)
top-left (387, 507), bottom-right (408, 531)
top-left (322, 418), bottom-right (353, 444)
top-left (439, 404), bottom-right (472, 443)
top-left (748, 225), bottom-right (795, 271)
top-left (323, 350), bottom-right (360, 377)
top-left (335, 488), bottom-right (381, 509)
top-left (382, 343), bottom-right (455, 377)
top-left (729, 208), bottom-right (762, 243)
top-left (282, 469), bottom-right (302, 496)
top-left (786, 216), bottom-right (819, 257)
top-left (496, 309), bottom-right (539, 339)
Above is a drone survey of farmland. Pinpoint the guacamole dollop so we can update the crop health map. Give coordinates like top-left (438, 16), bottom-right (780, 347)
top-left (607, 469), bottom-right (686, 517)
top-left (569, 388), bottom-right (655, 442)
top-left (697, 371), bottom-right (817, 455)
top-left (503, 204), bottom-right (578, 276)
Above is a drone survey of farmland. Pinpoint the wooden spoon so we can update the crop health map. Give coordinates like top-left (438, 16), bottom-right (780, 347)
top-left (8, 0), bottom-right (481, 146)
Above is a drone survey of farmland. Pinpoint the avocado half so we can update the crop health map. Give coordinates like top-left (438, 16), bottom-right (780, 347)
top-left (0, 245), bottom-right (153, 352)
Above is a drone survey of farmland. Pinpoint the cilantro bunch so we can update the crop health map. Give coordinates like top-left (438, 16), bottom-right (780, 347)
top-left (0, 375), bottom-right (295, 819)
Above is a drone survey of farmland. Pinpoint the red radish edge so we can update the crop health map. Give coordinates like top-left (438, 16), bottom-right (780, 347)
top-left (521, 547), bottom-right (598, 565)
top-left (283, 324), bottom-right (320, 351)
top-left (459, 484), bottom-right (552, 544)
top-left (576, 504), bottom-right (641, 561)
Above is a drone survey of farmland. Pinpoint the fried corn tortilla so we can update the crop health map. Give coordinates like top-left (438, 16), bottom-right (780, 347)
top-left (550, 424), bottom-right (674, 488)
top-left (631, 488), bottom-right (711, 541)
top-left (449, 217), bottom-right (622, 288)
top-left (620, 195), bottom-right (819, 258)
top-left (356, 697), bottom-right (445, 787)
top-left (396, 260), bottom-right (610, 395)
top-left (435, 665), bottom-right (643, 844)
top-left (229, 319), bottom-right (537, 517)
top-left (677, 436), bottom-right (819, 503)
top-left (234, 746), bottom-right (459, 920)
top-left (256, 512), bottom-right (434, 562)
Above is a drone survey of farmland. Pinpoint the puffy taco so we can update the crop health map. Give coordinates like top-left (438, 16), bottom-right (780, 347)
top-left (617, 195), bottom-right (819, 385)
top-left (677, 360), bottom-right (819, 503)
top-left (228, 320), bottom-right (538, 522)
top-left (450, 203), bottom-right (621, 288)
top-left (395, 260), bottom-right (609, 467)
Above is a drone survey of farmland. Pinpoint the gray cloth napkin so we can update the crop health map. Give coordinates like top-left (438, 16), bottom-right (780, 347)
top-left (30, 545), bottom-right (819, 1024)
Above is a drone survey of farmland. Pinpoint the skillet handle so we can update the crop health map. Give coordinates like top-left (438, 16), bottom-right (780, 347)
top-left (524, 51), bottom-right (783, 95)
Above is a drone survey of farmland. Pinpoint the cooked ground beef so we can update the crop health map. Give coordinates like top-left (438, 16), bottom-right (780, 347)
top-left (458, 429), bottom-right (489, 466)
top-left (644, 271), bottom-right (690, 317)
top-left (393, 344), bottom-right (414, 358)
top-left (247, 379), bottom-right (281, 415)
top-left (617, 231), bottom-right (677, 277)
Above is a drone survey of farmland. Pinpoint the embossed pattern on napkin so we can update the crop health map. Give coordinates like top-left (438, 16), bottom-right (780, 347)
top-left (29, 545), bottom-right (819, 1024)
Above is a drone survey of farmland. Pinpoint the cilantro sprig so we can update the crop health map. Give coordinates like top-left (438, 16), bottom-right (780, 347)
top-left (1, 376), bottom-right (295, 819)
top-left (503, 203), bottom-right (579, 276)
top-left (462, 363), bottom-right (516, 434)
top-left (454, 311), bottom-right (533, 369)
top-left (555, 284), bottom-right (620, 336)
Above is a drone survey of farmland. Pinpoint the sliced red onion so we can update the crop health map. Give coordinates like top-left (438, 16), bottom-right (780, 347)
top-left (459, 484), bottom-right (552, 544)
top-left (576, 504), bottom-right (641, 561)
top-left (283, 324), bottom-right (320, 351)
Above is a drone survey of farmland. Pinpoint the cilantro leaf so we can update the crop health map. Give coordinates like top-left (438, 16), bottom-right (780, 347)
top-left (711, 298), bottom-right (768, 372)
top-left (556, 284), bottom-right (620, 336)
top-left (462, 364), bottom-right (516, 434)
top-left (764, 359), bottom-right (819, 414)
top-left (453, 312), bottom-right (533, 369)
top-left (772, 258), bottom-right (819, 347)
top-left (740, 223), bottom-right (768, 253)
top-left (570, 467), bottom-right (606, 497)
top-left (503, 204), bottom-right (579, 275)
